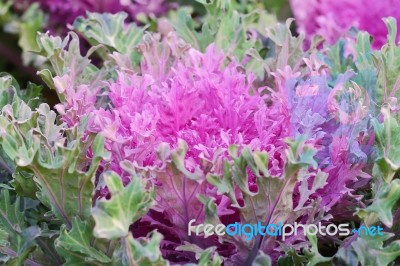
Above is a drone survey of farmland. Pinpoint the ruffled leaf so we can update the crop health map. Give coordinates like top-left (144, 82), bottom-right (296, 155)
top-left (92, 171), bottom-right (154, 239)
top-left (114, 232), bottom-right (166, 266)
top-left (55, 217), bottom-right (111, 264)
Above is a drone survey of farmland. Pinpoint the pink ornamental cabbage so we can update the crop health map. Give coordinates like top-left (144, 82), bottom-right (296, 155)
top-left (290, 0), bottom-right (400, 48)
top-left (53, 38), bottom-right (290, 262)
top-left (86, 44), bottom-right (286, 177)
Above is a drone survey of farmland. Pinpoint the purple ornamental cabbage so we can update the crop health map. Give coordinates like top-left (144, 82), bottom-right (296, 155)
top-left (265, 58), bottom-right (372, 215)
top-left (290, 0), bottom-right (400, 48)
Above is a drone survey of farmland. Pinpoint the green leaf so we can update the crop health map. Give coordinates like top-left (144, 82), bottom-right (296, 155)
top-left (364, 106), bottom-right (400, 227)
top-left (373, 107), bottom-right (400, 176)
top-left (356, 179), bottom-right (400, 227)
top-left (0, 73), bottom-right (19, 107)
top-left (360, 17), bottom-right (400, 103)
top-left (170, 139), bottom-right (204, 181)
top-left (303, 234), bottom-right (332, 266)
top-left (177, 243), bottom-right (222, 266)
top-left (55, 217), bottom-right (111, 264)
top-left (73, 12), bottom-right (144, 63)
top-left (253, 251), bottom-right (272, 266)
top-left (35, 32), bottom-right (69, 78)
top-left (17, 3), bottom-right (47, 66)
top-left (19, 83), bottom-right (43, 109)
top-left (0, 190), bottom-right (39, 264)
top-left (36, 31), bottom-right (102, 96)
top-left (265, 19), bottom-right (305, 70)
top-left (214, 10), bottom-right (255, 60)
top-left (335, 232), bottom-right (400, 266)
top-left (381, 17), bottom-right (400, 98)
top-left (197, 248), bottom-right (222, 266)
top-left (0, 189), bottom-right (24, 235)
top-left (277, 248), bottom-right (307, 266)
top-left (29, 133), bottom-right (107, 227)
top-left (0, 1), bottom-right (11, 25)
top-left (0, 73), bottom-right (42, 109)
top-left (325, 39), bottom-right (356, 79)
top-left (171, 8), bottom-right (204, 51)
top-left (115, 232), bottom-right (166, 266)
top-left (92, 171), bottom-right (154, 239)
top-left (171, 0), bottom-right (276, 59)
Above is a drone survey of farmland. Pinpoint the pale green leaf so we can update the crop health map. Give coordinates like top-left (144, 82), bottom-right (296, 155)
top-left (92, 171), bottom-right (154, 239)
top-left (55, 217), bottom-right (111, 264)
